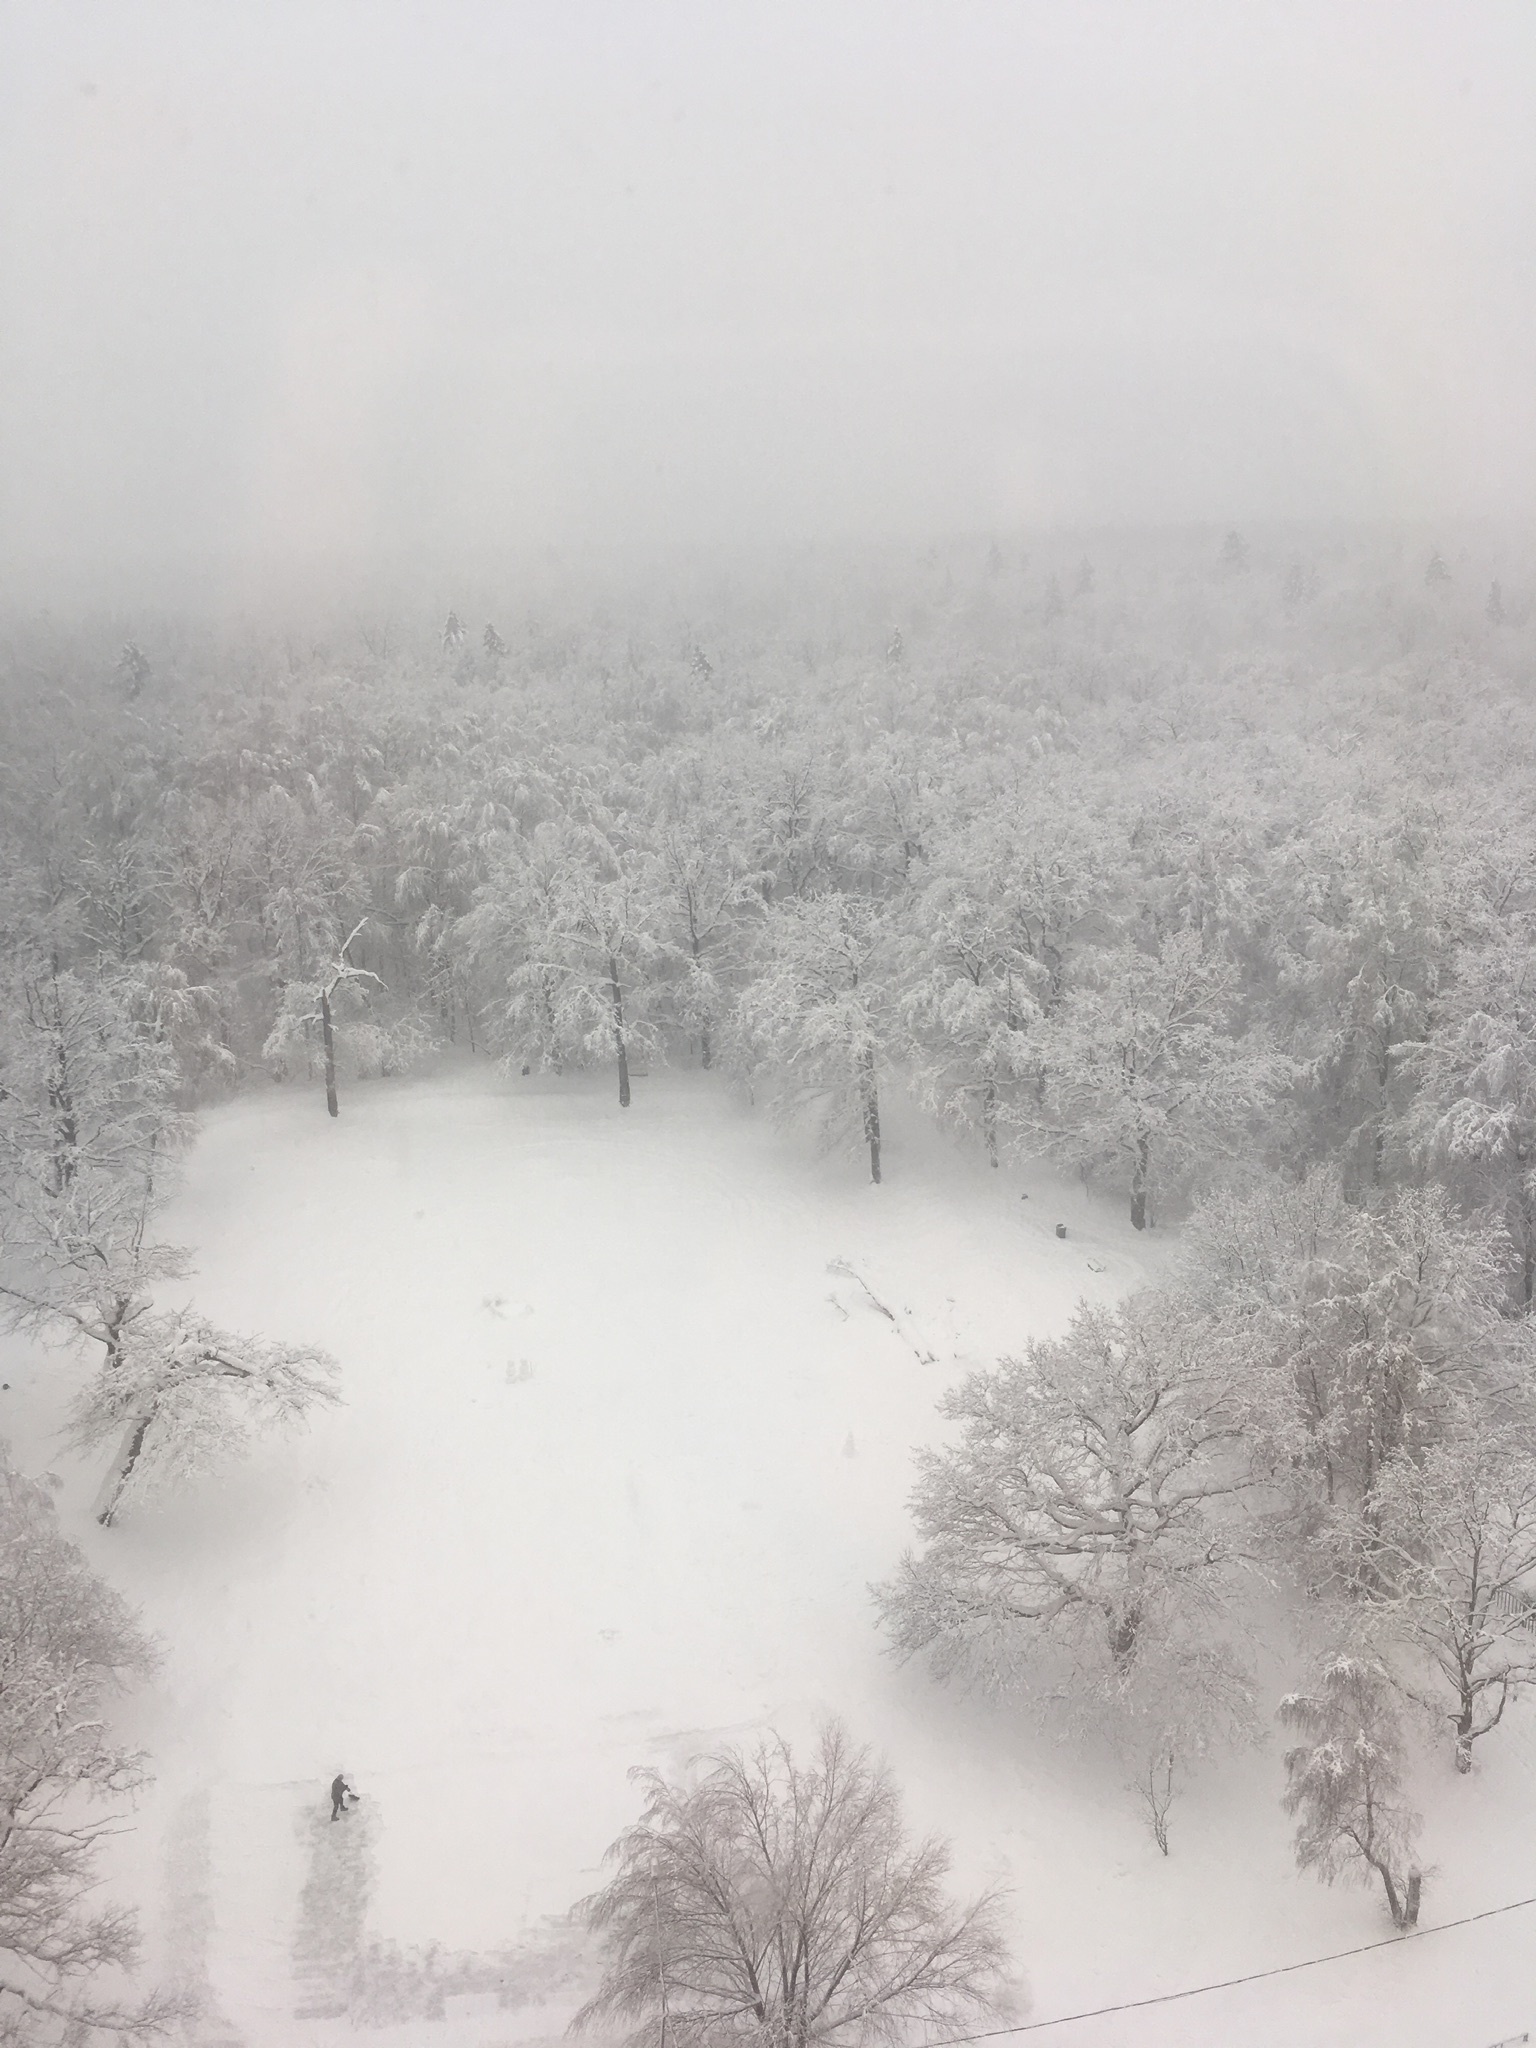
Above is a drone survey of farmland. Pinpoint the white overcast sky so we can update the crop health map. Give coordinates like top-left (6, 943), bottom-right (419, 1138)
top-left (2, 1), bottom-right (1533, 600)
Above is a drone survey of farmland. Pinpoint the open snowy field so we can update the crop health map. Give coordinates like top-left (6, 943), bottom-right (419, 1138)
top-left (4, 1061), bottom-right (1535, 2048)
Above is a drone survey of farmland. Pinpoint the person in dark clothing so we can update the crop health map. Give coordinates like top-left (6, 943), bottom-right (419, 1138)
top-left (330, 1772), bottom-right (356, 1821)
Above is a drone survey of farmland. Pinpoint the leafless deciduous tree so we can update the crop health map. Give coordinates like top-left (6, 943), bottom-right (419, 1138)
top-left (0, 1449), bottom-right (184, 2043)
top-left (574, 1722), bottom-right (1018, 2048)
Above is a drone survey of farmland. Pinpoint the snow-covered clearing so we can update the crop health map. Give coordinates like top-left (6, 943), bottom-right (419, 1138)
top-left (4, 1061), bottom-right (1535, 2047)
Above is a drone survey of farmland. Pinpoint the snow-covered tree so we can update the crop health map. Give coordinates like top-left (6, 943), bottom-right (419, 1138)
top-left (1028, 927), bottom-right (1291, 1228)
top-left (62, 1307), bottom-right (339, 1525)
top-left (1275, 806), bottom-right (1458, 1191)
top-left (1280, 1654), bottom-right (1424, 1929)
top-left (744, 751), bottom-right (839, 901)
top-left (731, 893), bottom-right (892, 1180)
top-left (574, 1721), bottom-right (1015, 2048)
top-left (112, 641), bottom-right (151, 700)
top-left (0, 961), bottom-right (190, 1363)
top-left (639, 751), bottom-right (767, 1069)
top-left (463, 816), bottom-right (668, 1106)
top-left (0, 969), bottom-right (340, 1527)
top-left (0, 1447), bottom-right (182, 2041)
top-left (897, 788), bottom-right (1106, 1165)
top-left (1185, 1173), bottom-right (1533, 1539)
top-left (1360, 1430), bottom-right (1536, 1771)
top-left (876, 1294), bottom-right (1255, 1693)
top-left (1410, 940), bottom-right (1536, 1305)
top-left (0, 960), bottom-right (186, 1209)
top-left (240, 784), bottom-right (374, 1039)
top-left (1117, 1635), bottom-right (1260, 1855)
top-left (262, 918), bottom-right (418, 1117)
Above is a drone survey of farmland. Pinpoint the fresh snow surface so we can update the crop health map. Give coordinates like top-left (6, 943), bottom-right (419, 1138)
top-left (3, 1061), bottom-right (1535, 2048)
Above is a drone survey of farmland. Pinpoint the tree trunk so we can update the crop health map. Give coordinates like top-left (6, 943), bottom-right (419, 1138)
top-left (1373, 1856), bottom-right (1402, 1928)
top-left (860, 1045), bottom-right (881, 1184)
top-left (95, 1412), bottom-right (154, 1526)
top-left (608, 957), bottom-right (631, 1109)
top-left (1130, 1131), bottom-right (1151, 1230)
top-left (1454, 1693), bottom-right (1475, 1773)
top-left (48, 1047), bottom-right (78, 1192)
top-left (691, 928), bottom-right (712, 1070)
top-left (321, 986), bottom-right (339, 1117)
top-left (1109, 1602), bottom-right (1142, 1669)
top-left (983, 1077), bottom-right (999, 1167)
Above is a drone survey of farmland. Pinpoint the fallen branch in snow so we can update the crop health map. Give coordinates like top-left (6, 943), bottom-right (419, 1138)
top-left (825, 1258), bottom-right (937, 1363)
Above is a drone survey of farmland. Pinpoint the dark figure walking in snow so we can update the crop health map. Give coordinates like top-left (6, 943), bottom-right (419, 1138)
top-left (330, 1772), bottom-right (356, 1821)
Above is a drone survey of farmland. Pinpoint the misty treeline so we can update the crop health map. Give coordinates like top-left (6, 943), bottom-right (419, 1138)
top-left (0, 529), bottom-right (1532, 1963)
top-left (1, 532), bottom-right (1529, 1216)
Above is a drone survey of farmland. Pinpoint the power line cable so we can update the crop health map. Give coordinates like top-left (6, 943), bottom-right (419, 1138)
top-left (924, 1891), bottom-right (1536, 2039)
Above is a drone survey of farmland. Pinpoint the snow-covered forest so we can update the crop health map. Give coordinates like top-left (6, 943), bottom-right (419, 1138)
top-left (6, 0), bottom-right (1536, 2038)
top-left (4, 530), bottom-right (1536, 2042)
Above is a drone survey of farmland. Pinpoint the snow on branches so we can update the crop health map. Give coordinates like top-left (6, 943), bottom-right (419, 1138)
top-left (1023, 926), bottom-right (1293, 1229)
top-left (62, 1310), bottom-right (340, 1525)
top-left (0, 1447), bottom-right (186, 2042)
top-left (1352, 1430), bottom-right (1536, 1772)
top-left (574, 1721), bottom-right (1018, 2048)
top-left (1280, 1655), bottom-right (1425, 1929)
top-left (876, 1293), bottom-right (1256, 1699)
top-left (730, 893), bottom-right (892, 1181)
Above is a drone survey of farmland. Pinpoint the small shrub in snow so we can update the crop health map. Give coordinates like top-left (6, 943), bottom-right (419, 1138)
top-left (342, 1012), bottom-right (438, 1078)
top-left (574, 1721), bottom-right (1019, 2048)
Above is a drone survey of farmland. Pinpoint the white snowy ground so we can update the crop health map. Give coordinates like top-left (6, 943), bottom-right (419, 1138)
top-left (4, 1061), bottom-right (1536, 2048)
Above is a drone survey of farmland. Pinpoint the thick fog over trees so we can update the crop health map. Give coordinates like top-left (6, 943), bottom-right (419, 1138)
top-left (4, 2), bottom-right (1536, 2041)
top-left (4, 2), bottom-right (1535, 605)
